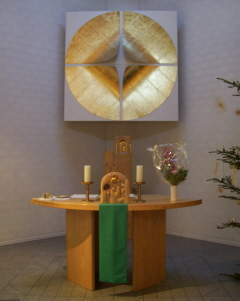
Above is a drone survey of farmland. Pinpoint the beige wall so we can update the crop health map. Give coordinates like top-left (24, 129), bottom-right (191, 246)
top-left (0, 0), bottom-right (240, 246)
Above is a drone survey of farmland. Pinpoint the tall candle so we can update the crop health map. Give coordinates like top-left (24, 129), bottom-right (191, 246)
top-left (136, 165), bottom-right (143, 182)
top-left (84, 165), bottom-right (91, 182)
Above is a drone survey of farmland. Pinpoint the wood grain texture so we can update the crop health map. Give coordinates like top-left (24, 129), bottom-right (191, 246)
top-left (132, 210), bottom-right (166, 291)
top-left (31, 195), bottom-right (202, 291)
top-left (31, 195), bottom-right (202, 211)
top-left (66, 209), bottom-right (95, 290)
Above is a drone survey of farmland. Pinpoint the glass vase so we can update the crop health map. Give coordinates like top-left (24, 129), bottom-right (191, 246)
top-left (148, 143), bottom-right (189, 201)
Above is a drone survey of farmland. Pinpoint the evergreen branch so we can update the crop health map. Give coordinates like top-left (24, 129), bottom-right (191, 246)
top-left (209, 146), bottom-right (240, 169)
top-left (218, 195), bottom-right (240, 200)
top-left (217, 220), bottom-right (240, 229)
top-left (217, 77), bottom-right (240, 95)
top-left (207, 175), bottom-right (240, 201)
top-left (207, 176), bottom-right (240, 195)
top-left (219, 273), bottom-right (240, 280)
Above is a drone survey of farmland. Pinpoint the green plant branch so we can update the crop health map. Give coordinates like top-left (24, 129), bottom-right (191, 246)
top-left (217, 77), bottom-right (240, 96)
top-left (217, 220), bottom-right (240, 229)
top-left (209, 146), bottom-right (240, 169)
top-left (160, 167), bottom-right (188, 186)
top-left (219, 273), bottom-right (240, 280)
top-left (207, 176), bottom-right (240, 200)
top-left (209, 79), bottom-right (240, 281)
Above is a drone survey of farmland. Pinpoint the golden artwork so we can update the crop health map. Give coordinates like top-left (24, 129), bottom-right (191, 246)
top-left (123, 11), bottom-right (177, 64)
top-left (122, 65), bottom-right (177, 120)
top-left (65, 65), bottom-right (120, 120)
top-left (100, 172), bottom-right (130, 204)
top-left (66, 11), bottom-right (120, 64)
top-left (64, 11), bottom-right (178, 121)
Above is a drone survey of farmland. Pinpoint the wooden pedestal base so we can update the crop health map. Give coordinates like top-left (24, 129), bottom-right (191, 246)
top-left (66, 210), bottom-right (96, 290)
top-left (66, 208), bottom-right (166, 291)
top-left (132, 210), bottom-right (166, 291)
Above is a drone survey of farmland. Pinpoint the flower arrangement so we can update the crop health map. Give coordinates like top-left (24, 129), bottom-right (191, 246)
top-left (159, 144), bottom-right (188, 185)
top-left (160, 165), bottom-right (188, 186)
top-left (148, 143), bottom-right (189, 186)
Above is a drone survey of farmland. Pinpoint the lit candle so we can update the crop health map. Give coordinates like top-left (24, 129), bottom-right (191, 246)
top-left (84, 165), bottom-right (91, 182)
top-left (136, 165), bottom-right (143, 182)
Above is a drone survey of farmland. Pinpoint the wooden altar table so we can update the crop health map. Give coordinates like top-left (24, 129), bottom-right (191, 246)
top-left (31, 195), bottom-right (202, 291)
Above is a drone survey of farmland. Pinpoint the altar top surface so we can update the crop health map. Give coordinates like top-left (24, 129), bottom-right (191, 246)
top-left (31, 195), bottom-right (202, 211)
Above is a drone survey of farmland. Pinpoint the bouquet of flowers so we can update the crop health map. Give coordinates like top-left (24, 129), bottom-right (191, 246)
top-left (148, 143), bottom-right (189, 186)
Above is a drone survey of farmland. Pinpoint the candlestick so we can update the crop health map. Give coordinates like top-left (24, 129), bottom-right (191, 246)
top-left (84, 165), bottom-right (91, 182)
top-left (136, 165), bottom-right (143, 182)
top-left (134, 181), bottom-right (145, 202)
top-left (81, 181), bottom-right (93, 202)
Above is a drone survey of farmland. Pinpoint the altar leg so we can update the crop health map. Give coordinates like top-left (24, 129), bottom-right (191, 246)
top-left (66, 209), bottom-right (96, 291)
top-left (132, 210), bottom-right (166, 291)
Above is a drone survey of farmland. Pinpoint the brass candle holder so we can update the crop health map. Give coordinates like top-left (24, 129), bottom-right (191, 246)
top-left (134, 181), bottom-right (145, 202)
top-left (81, 181), bottom-right (94, 202)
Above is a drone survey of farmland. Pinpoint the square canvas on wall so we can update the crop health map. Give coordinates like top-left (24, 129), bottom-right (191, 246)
top-left (64, 11), bottom-right (178, 121)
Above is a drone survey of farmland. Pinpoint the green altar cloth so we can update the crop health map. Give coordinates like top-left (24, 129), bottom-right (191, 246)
top-left (99, 204), bottom-right (128, 283)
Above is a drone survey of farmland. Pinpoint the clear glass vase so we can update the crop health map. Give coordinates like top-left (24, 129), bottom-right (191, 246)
top-left (148, 143), bottom-right (189, 201)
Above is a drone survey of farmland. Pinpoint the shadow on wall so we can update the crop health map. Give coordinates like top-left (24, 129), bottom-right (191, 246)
top-left (65, 121), bottom-right (107, 139)
top-left (65, 121), bottom-right (178, 140)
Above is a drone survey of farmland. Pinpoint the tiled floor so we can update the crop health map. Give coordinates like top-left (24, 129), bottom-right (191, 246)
top-left (0, 235), bottom-right (239, 301)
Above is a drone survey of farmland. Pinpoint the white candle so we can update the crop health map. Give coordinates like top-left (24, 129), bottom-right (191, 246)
top-left (136, 165), bottom-right (143, 182)
top-left (84, 165), bottom-right (91, 182)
